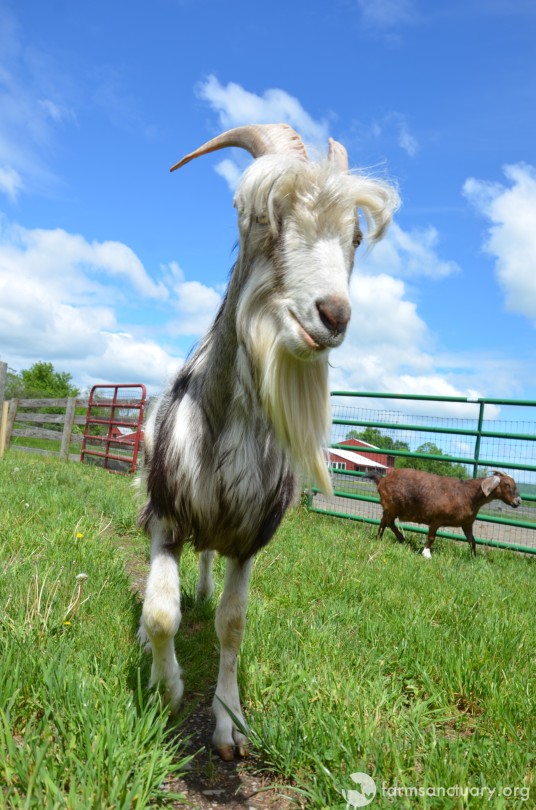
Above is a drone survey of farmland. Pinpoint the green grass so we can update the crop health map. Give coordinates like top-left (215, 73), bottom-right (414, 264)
top-left (243, 515), bottom-right (535, 808)
top-left (1, 453), bottom-right (535, 808)
top-left (0, 453), bottom-right (190, 809)
top-left (9, 435), bottom-right (82, 456)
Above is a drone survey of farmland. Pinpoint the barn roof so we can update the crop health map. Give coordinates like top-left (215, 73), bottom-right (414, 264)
top-left (328, 448), bottom-right (387, 469)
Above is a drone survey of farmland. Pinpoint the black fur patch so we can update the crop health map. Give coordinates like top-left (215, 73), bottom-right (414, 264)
top-left (243, 471), bottom-right (296, 560)
top-left (146, 368), bottom-right (193, 520)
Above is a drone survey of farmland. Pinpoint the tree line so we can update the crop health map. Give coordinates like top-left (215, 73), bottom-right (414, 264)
top-left (5, 362), bottom-right (79, 400)
top-left (346, 427), bottom-right (470, 478)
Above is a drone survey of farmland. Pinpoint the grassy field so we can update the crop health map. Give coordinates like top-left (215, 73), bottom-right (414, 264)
top-left (0, 454), bottom-right (534, 808)
top-left (8, 435), bottom-right (82, 456)
top-left (0, 454), bottom-right (190, 809)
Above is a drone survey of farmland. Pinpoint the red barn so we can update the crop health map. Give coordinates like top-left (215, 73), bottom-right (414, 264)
top-left (327, 444), bottom-right (388, 474)
top-left (336, 438), bottom-right (395, 470)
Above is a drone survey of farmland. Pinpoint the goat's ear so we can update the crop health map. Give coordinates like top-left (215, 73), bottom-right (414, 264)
top-left (481, 475), bottom-right (501, 496)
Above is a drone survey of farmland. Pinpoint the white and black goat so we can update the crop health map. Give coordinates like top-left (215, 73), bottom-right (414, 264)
top-left (139, 124), bottom-right (399, 760)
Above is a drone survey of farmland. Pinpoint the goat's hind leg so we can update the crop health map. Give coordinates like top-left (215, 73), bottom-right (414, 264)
top-left (378, 513), bottom-right (387, 541)
top-left (140, 516), bottom-right (184, 709)
top-left (197, 550), bottom-right (215, 600)
top-left (213, 556), bottom-right (253, 761)
top-left (387, 516), bottom-right (406, 544)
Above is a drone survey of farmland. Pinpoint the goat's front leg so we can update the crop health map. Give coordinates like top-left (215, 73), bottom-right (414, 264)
top-left (212, 556), bottom-right (253, 761)
top-left (422, 525), bottom-right (438, 559)
top-left (462, 523), bottom-right (477, 557)
top-left (140, 516), bottom-right (184, 709)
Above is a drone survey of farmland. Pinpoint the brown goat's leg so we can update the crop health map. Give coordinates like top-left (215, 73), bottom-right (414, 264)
top-left (463, 525), bottom-right (477, 557)
top-left (378, 514), bottom-right (387, 540)
top-left (388, 518), bottom-right (406, 544)
top-left (422, 527), bottom-right (437, 559)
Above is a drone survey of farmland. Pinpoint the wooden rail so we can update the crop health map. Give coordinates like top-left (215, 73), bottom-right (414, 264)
top-left (4, 397), bottom-right (89, 461)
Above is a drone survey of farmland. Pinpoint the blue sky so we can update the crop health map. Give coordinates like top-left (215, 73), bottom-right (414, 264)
top-left (1, 0), bottom-right (535, 410)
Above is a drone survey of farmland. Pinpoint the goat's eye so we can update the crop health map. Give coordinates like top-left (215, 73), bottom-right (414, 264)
top-left (255, 213), bottom-right (269, 226)
top-left (352, 224), bottom-right (363, 248)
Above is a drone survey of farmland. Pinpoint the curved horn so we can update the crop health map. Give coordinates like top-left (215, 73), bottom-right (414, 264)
top-left (328, 137), bottom-right (349, 172)
top-left (170, 124), bottom-right (309, 172)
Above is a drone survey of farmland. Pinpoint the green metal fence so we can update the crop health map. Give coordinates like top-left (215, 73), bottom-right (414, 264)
top-left (308, 392), bottom-right (536, 554)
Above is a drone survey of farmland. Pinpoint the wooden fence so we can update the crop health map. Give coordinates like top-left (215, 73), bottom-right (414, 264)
top-left (2, 397), bottom-right (88, 461)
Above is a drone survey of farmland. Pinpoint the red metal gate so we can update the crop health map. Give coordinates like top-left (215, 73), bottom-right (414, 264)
top-left (80, 384), bottom-right (146, 474)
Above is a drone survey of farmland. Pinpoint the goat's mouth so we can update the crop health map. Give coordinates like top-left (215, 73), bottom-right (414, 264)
top-left (288, 310), bottom-right (326, 352)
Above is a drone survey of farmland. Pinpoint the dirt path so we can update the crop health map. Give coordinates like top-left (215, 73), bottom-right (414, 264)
top-left (120, 548), bottom-right (302, 810)
top-left (162, 701), bottom-right (299, 809)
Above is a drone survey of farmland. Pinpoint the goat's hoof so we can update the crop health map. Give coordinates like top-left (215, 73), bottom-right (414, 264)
top-left (217, 744), bottom-right (236, 762)
top-left (422, 548), bottom-right (432, 560)
top-left (215, 742), bottom-right (248, 761)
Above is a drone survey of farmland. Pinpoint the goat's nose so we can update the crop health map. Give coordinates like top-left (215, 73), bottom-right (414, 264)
top-left (316, 296), bottom-right (351, 336)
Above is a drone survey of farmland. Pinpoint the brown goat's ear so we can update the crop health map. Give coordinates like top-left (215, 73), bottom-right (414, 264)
top-left (481, 475), bottom-right (501, 496)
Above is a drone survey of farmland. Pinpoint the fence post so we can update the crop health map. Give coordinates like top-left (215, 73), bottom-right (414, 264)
top-left (60, 397), bottom-right (77, 461)
top-left (0, 361), bottom-right (6, 410)
top-left (473, 400), bottom-right (485, 478)
top-left (5, 399), bottom-right (18, 448)
top-left (0, 402), bottom-right (8, 459)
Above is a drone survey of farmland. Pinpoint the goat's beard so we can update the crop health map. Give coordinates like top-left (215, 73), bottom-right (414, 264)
top-left (239, 304), bottom-right (334, 496)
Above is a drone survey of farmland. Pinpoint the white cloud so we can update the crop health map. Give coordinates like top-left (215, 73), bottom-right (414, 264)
top-left (79, 332), bottom-right (183, 392)
top-left (197, 75), bottom-right (329, 150)
top-left (0, 221), bottom-right (168, 301)
top-left (0, 165), bottom-right (23, 201)
top-left (164, 261), bottom-right (222, 335)
top-left (464, 163), bottom-right (536, 323)
top-left (331, 272), bottom-right (432, 393)
top-left (397, 120), bottom-right (419, 157)
top-left (346, 111), bottom-right (419, 160)
top-left (328, 259), bottom-right (492, 415)
top-left (194, 75), bottom-right (331, 190)
top-left (360, 221), bottom-right (460, 278)
top-left (214, 158), bottom-right (243, 192)
top-left (38, 98), bottom-right (76, 125)
top-left (357, 0), bottom-right (419, 27)
top-left (0, 219), bottom-right (222, 392)
top-left (387, 112), bottom-right (419, 157)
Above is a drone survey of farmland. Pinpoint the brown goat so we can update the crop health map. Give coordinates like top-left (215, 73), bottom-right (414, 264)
top-left (367, 469), bottom-right (521, 557)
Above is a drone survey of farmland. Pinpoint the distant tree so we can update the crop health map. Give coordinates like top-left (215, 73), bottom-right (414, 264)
top-left (5, 368), bottom-right (24, 399)
top-left (397, 441), bottom-right (469, 478)
top-left (346, 427), bottom-right (410, 453)
top-left (8, 362), bottom-right (79, 399)
top-left (6, 363), bottom-right (81, 433)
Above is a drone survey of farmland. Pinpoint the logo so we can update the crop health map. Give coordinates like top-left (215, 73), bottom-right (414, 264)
top-left (341, 772), bottom-right (377, 807)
